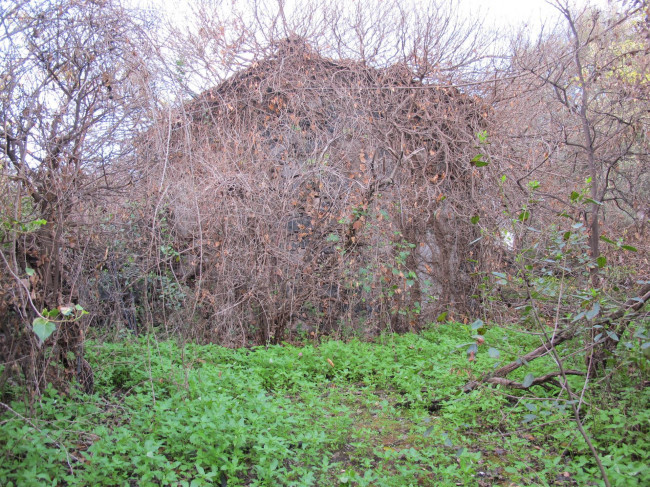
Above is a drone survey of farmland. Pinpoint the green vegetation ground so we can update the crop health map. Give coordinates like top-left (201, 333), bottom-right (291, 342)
top-left (1, 323), bottom-right (648, 486)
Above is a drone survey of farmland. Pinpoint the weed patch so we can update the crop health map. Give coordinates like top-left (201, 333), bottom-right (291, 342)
top-left (1, 323), bottom-right (648, 486)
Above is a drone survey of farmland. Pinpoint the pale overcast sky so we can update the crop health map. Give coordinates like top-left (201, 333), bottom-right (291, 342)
top-left (138, 0), bottom-right (614, 33)
top-left (461, 0), bottom-right (612, 31)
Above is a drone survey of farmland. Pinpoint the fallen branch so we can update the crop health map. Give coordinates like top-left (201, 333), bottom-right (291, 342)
top-left (589, 282), bottom-right (650, 374)
top-left (463, 282), bottom-right (650, 392)
top-left (481, 369), bottom-right (584, 390)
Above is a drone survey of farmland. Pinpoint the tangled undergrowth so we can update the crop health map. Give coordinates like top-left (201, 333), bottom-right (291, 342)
top-left (1, 323), bottom-right (648, 486)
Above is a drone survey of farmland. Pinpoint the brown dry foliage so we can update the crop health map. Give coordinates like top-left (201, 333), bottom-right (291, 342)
top-left (0, 0), bottom-right (154, 397)
top-left (135, 37), bottom-right (490, 345)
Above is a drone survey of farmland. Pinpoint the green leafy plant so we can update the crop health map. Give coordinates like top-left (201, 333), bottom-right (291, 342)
top-left (11, 325), bottom-right (643, 486)
top-left (31, 305), bottom-right (88, 343)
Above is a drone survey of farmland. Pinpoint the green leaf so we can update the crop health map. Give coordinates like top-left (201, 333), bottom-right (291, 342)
top-left (326, 233), bottom-right (340, 243)
top-left (470, 154), bottom-right (489, 167)
top-left (522, 373), bottom-right (535, 388)
top-left (621, 245), bottom-right (637, 252)
top-left (25, 267), bottom-right (35, 277)
top-left (470, 319), bottom-right (484, 330)
top-left (488, 347), bottom-right (500, 359)
top-left (60, 306), bottom-right (73, 317)
top-left (570, 191), bottom-right (580, 202)
top-left (599, 236), bottom-right (616, 245)
top-left (436, 312), bottom-right (448, 322)
top-left (517, 211), bottom-right (530, 222)
top-left (44, 308), bottom-right (60, 319)
top-left (596, 256), bottom-right (607, 268)
top-left (470, 215), bottom-right (480, 225)
top-left (33, 318), bottom-right (56, 343)
top-left (586, 302), bottom-right (600, 320)
top-left (523, 414), bottom-right (537, 424)
top-left (572, 311), bottom-right (586, 322)
top-left (585, 198), bottom-right (602, 206)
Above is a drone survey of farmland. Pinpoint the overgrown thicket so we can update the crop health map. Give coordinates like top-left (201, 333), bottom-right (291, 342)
top-left (72, 0), bottom-right (499, 349)
top-left (133, 38), bottom-right (488, 346)
top-left (1, 0), bottom-right (649, 407)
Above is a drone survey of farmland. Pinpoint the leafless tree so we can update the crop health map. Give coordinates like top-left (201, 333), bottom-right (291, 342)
top-left (0, 0), bottom-right (153, 398)
top-left (499, 1), bottom-right (648, 276)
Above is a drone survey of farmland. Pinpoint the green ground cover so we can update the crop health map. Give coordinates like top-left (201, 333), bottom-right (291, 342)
top-left (1, 323), bottom-right (648, 486)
